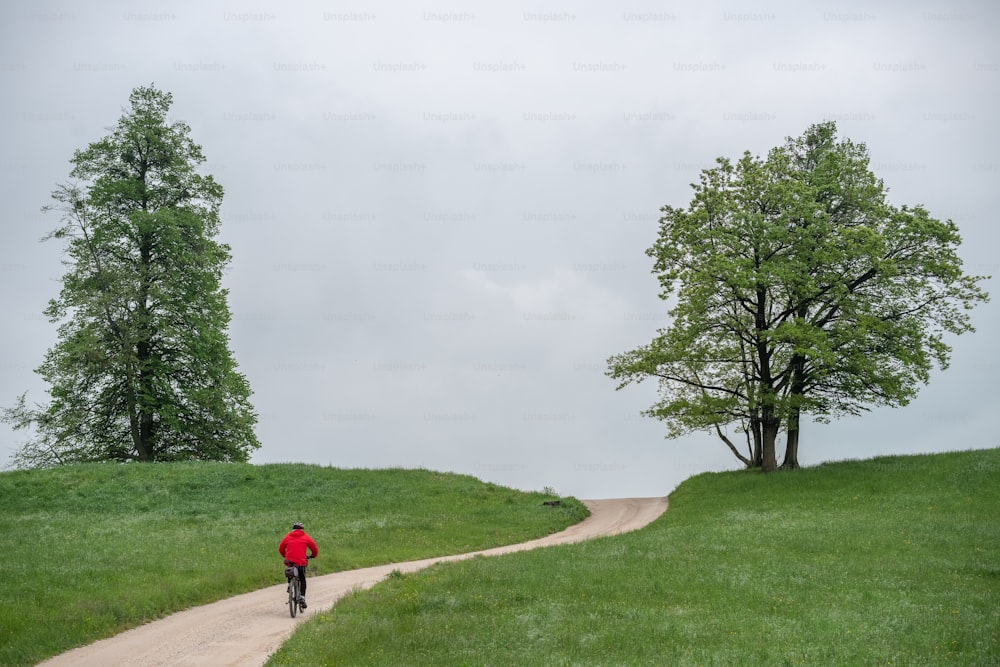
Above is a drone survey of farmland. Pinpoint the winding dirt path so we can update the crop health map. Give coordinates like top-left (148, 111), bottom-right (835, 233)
top-left (41, 497), bottom-right (668, 667)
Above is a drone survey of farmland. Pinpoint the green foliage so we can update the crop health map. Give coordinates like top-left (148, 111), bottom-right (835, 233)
top-left (269, 448), bottom-right (1000, 666)
top-left (2, 85), bottom-right (258, 465)
top-left (608, 122), bottom-right (989, 470)
top-left (0, 463), bottom-right (584, 665)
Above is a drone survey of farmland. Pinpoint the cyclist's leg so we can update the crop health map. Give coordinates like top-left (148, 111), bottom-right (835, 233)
top-left (298, 565), bottom-right (307, 597)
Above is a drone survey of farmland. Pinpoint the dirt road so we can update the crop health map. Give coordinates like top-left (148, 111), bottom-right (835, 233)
top-left (41, 497), bottom-right (667, 667)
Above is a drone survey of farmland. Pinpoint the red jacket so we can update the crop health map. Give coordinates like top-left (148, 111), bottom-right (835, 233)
top-left (278, 529), bottom-right (318, 566)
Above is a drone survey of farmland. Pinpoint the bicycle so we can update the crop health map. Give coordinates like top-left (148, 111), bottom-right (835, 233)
top-left (284, 556), bottom-right (312, 617)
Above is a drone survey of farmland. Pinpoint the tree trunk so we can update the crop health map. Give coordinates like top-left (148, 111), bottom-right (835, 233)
top-left (751, 413), bottom-right (763, 467)
top-left (134, 227), bottom-right (156, 462)
top-left (782, 353), bottom-right (805, 469)
top-left (760, 418), bottom-right (779, 471)
top-left (782, 408), bottom-right (800, 469)
top-left (136, 335), bottom-right (155, 461)
top-left (127, 394), bottom-right (144, 460)
top-left (753, 283), bottom-right (779, 472)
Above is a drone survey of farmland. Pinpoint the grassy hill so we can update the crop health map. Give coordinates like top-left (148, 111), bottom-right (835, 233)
top-left (0, 463), bottom-right (586, 666)
top-left (269, 449), bottom-right (1000, 666)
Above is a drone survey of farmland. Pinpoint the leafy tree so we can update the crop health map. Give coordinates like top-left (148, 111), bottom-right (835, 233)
top-left (608, 122), bottom-right (989, 471)
top-left (2, 85), bottom-right (259, 466)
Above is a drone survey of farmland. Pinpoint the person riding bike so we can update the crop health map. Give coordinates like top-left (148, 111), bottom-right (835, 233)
top-left (279, 522), bottom-right (318, 608)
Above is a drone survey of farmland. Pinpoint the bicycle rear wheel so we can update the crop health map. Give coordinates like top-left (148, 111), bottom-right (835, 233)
top-left (288, 576), bottom-right (299, 618)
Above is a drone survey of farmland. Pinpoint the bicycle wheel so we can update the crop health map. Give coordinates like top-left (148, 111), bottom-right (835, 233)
top-left (288, 576), bottom-right (299, 618)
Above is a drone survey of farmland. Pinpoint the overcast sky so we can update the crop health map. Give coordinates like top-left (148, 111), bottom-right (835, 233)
top-left (1, 0), bottom-right (997, 499)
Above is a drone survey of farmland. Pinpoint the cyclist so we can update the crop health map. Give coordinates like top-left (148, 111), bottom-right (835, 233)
top-left (278, 521), bottom-right (318, 608)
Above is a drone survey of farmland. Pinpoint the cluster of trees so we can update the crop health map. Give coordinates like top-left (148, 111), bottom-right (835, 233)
top-left (1, 86), bottom-right (987, 473)
top-left (3, 86), bottom-right (258, 466)
top-left (608, 122), bottom-right (988, 471)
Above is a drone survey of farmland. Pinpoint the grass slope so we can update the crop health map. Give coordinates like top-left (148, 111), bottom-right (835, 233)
top-left (269, 449), bottom-right (999, 666)
top-left (0, 463), bottom-right (586, 666)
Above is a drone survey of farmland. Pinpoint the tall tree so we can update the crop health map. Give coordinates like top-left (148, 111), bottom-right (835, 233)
top-left (608, 122), bottom-right (989, 471)
top-left (3, 85), bottom-right (259, 466)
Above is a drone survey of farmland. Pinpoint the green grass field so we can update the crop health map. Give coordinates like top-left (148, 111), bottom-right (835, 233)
top-left (269, 449), bottom-right (999, 666)
top-left (0, 463), bottom-right (586, 666)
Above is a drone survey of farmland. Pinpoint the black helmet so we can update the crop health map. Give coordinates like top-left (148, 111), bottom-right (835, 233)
top-left (292, 522), bottom-right (304, 530)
